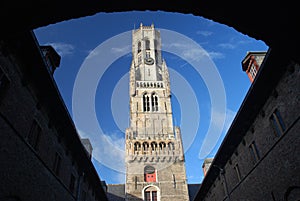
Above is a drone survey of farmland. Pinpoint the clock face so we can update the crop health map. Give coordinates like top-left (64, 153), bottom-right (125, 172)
top-left (144, 57), bottom-right (154, 65)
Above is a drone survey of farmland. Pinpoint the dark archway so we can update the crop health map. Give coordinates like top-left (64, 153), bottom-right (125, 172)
top-left (1, 1), bottom-right (299, 63)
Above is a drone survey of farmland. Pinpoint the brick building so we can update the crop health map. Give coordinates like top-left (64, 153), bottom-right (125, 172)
top-left (0, 31), bottom-right (108, 201)
top-left (241, 51), bottom-right (267, 83)
top-left (193, 48), bottom-right (300, 200)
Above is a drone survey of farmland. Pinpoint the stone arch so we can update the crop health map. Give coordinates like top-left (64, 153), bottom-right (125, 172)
top-left (151, 141), bottom-right (158, 152)
top-left (167, 142), bottom-right (174, 150)
top-left (159, 142), bottom-right (166, 153)
top-left (142, 185), bottom-right (160, 201)
top-left (134, 141), bottom-right (141, 154)
top-left (142, 141), bottom-right (149, 153)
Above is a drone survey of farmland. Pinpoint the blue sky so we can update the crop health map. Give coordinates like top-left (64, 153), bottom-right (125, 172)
top-left (33, 11), bottom-right (268, 184)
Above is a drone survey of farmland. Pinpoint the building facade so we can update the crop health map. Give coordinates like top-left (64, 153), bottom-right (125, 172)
top-left (125, 24), bottom-right (189, 201)
top-left (194, 48), bottom-right (300, 200)
top-left (241, 51), bottom-right (266, 83)
top-left (202, 158), bottom-right (214, 177)
top-left (0, 31), bottom-right (108, 201)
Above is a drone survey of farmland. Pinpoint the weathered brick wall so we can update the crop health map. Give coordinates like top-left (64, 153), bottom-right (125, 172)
top-left (0, 36), bottom-right (107, 201)
top-left (201, 62), bottom-right (300, 201)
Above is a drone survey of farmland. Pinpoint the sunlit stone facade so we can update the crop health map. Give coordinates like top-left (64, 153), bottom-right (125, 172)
top-left (125, 23), bottom-right (189, 201)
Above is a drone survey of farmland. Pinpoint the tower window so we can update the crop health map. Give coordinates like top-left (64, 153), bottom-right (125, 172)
top-left (146, 40), bottom-right (150, 50)
top-left (168, 142), bottom-right (174, 150)
top-left (159, 142), bottom-right (166, 153)
top-left (151, 93), bottom-right (159, 112)
top-left (151, 142), bottom-right (157, 152)
top-left (143, 142), bottom-right (149, 154)
top-left (134, 142), bottom-right (141, 153)
top-left (138, 41), bottom-right (141, 53)
top-left (143, 93), bottom-right (150, 112)
top-left (146, 51), bottom-right (150, 58)
top-left (144, 186), bottom-right (158, 201)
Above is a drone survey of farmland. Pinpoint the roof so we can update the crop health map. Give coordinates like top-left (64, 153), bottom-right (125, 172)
top-left (241, 51), bottom-right (267, 71)
top-left (107, 184), bottom-right (125, 201)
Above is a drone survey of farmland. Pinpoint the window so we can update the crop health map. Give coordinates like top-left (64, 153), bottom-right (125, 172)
top-left (249, 141), bottom-right (260, 163)
top-left (143, 93), bottom-right (150, 111)
top-left (134, 142), bottom-right (141, 153)
top-left (146, 40), bottom-right (150, 50)
top-left (69, 174), bottom-right (76, 194)
top-left (152, 191), bottom-right (157, 201)
top-left (145, 192), bottom-right (151, 201)
top-left (138, 41), bottom-right (141, 53)
top-left (168, 142), bottom-right (174, 151)
top-left (270, 109), bottom-right (286, 136)
top-left (28, 120), bottom-right (42, 151)
top-left (144, 186), bottom-right (158, 201)
top-left (53, 152), bottom-right (62, 175)
top-left (234, 164), bottom-right (241, 181)
top-left (249, 64), bottom-right (257, 80)
top-left (151, 93), bottom-right (158, 112)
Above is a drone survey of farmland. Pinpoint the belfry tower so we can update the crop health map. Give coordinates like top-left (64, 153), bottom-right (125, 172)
top-left (125, 23), bottom-right (189, 201)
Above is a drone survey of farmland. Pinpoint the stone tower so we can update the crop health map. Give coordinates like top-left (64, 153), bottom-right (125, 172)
top-left (125, 23), bottom-right (190, 201)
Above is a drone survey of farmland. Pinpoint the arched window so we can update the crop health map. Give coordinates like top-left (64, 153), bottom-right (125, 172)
top-left (144, 166), bottom-right (156, 182)
top-left (151, 142), bottom-right (158, 152)
top-left (146, 40), bottom-right (150, 50)
top-left (138, 41), bottom-right (141, 53)
top-left (159, 142), bottom-right (166, 153)
top-left (143, 142), bottom-right (149, 153)
top-left (143, 93), bottom-right (150, 112)
top-left (134, 142), bottom-right (141, 153)
top-left (168, 142), bottom-right (174, 150)
top-left (143, 185), bottom-right (159, 201)
top-left (151, 93), bottom-right (159, 111)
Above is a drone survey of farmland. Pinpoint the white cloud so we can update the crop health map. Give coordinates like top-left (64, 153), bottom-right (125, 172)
top-left (198, 108), bottom-right (236, 159)
top-left (77, 129), bottom-right (126, 173)
top-left (196, 30), bottom-right (213, 37)
top-left (218, 43), bottom-right (236, 49)
top-left (211, 108), bottom-right (236, 133)
top-left (163, 42), bottom-right (209, 62)
top-left (45, 42), bottom-right (75, 56)
top-left (111, 45), bottom-right (131, 54)
top-left (207, 51), bottom-right (225, 59)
